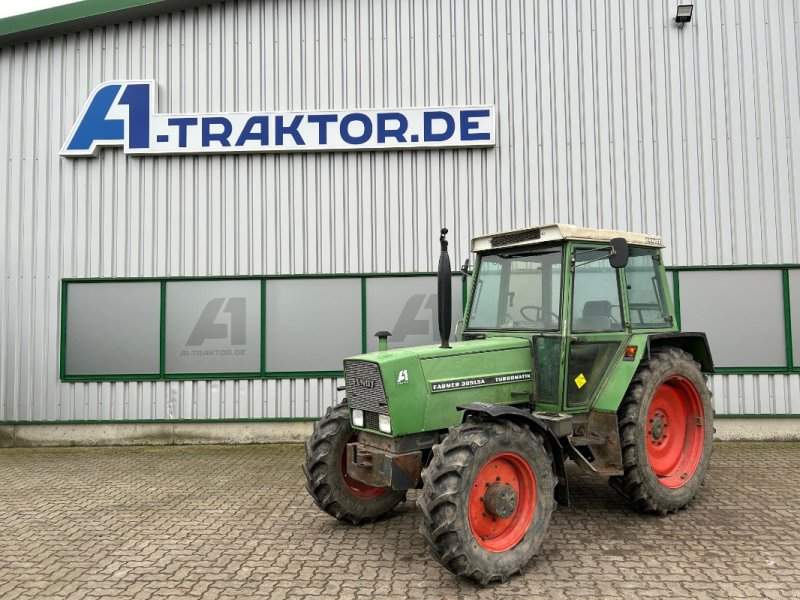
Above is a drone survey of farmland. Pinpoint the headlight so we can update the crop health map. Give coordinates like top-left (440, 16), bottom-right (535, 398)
top-left (352, 409), bottom-right (364, 427)
top-left (378, 414), bottom-right (392, 434)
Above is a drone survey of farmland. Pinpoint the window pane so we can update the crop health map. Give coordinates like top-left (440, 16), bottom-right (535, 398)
top-left (679, 270), bottom-right (785, 368)
top-left (571, 250), bottom-right (623, 332)
top-left (468, 249), bottom-right (562, 330)
top-left (789, 271), bottom-right (800, 368)
top-left (65, 282), bottom-right (161, 376)
top-left (164, 280), bottom-right (262, 374)
top-left (566, 341), bottom-right (620, 407)
top-left (265, 279), bottom-right (362, 371)
top-left (625, 248), bottom-right (671, 327)
top-left (366, 276), bottom-right (462, 351)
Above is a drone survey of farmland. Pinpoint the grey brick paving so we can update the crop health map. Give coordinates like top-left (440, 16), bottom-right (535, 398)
top-left (0, 442), bottom-right (798, 599)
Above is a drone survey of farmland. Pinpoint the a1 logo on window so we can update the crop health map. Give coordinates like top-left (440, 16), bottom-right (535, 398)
top-left (186, 297), bottom-right (246, 346)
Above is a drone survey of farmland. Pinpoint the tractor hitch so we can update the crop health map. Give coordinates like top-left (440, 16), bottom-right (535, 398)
top-left (346, 442), bottom-right (423, 490)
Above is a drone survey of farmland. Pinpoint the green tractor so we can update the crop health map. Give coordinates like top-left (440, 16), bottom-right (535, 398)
top-left (303, 224), bottom-right (713, 584)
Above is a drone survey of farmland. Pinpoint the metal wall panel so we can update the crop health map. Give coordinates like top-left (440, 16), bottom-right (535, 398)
top-left (2, 0), bottom-right (800, 421)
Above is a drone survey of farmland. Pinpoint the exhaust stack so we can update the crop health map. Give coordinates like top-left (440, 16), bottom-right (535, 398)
top-left (437, 228), bottom-right (452, 349)
top-left (375, 331), bottom-right (391, 351)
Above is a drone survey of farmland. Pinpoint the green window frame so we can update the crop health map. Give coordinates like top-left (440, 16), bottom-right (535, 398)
top-left (668, 265), bottom-right (796, 374)
top-left (59, 264), bottom-right (800, 381)
top-left (60, 273), bottom-right (469, 382)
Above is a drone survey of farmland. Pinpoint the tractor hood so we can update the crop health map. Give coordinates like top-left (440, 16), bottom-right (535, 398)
top-left (343, 336), bottom-right (535, 437)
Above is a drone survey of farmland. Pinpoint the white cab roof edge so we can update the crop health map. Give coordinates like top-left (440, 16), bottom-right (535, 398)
top-left (471, 224), bottom-right (665, 252)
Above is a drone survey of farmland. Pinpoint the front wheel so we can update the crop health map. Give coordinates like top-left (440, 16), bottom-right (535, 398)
top-left (610, 346), bottom-right (713, 514)
top-left (417, 417), bottom-right (556, 584)
top-left (303, 402), bottom-right (405, 524)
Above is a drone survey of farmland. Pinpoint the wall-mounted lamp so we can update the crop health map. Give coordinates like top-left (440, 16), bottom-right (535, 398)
top-left (675, 4), bottom-right (694, 28)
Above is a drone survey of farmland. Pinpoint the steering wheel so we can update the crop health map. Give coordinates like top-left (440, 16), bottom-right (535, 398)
top-left (519, 305), bottom-right (559, 323)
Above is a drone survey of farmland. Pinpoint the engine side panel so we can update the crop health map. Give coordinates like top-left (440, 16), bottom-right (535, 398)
top-left (419, 347), bottom-right (535, 432)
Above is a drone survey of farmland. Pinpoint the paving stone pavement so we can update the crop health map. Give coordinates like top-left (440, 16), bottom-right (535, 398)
top-left (0, 442), bottom-right (798, 600)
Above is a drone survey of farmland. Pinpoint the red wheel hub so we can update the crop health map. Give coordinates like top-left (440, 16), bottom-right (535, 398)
top-left (340, 436), bottom-right (387, 499)
top-left (646, 375), bottom-right (705, 489)
top-left (468, 452), bottom-right (536, 552)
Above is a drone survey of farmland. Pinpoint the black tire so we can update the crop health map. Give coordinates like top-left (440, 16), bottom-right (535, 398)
top-left (417, 417), bottom-right (556, 584)
top-left (303, 402), bottom-right (405, 524)
top-left (609, 346), bottom-right (713, 514)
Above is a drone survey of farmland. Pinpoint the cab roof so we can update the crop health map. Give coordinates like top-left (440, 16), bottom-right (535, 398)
top-left (471, 224), bottom-right (664, 252)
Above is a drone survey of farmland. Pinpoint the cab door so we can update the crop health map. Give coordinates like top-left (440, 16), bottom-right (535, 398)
top-left (562, 245), bottom-right (628, 411)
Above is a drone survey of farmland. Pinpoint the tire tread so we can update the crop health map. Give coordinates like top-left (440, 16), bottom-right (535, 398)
top-left (609, 347), bottom-right (713, 515)
top-left (303, 402), bottom-right (404, 525)
top-left (417, 417), bottom-right (555, 584)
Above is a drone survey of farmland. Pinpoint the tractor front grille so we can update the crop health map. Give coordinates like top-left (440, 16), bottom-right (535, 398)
top-left (344, 360), bottom-right (388, 415)
top-left (363, 411), bottom-right (381, 431)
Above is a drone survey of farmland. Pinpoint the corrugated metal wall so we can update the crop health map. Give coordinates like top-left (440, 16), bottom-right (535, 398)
top-left (1, 0), bottom-right (799, 421)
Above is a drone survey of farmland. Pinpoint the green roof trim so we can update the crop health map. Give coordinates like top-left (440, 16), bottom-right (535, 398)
top-left (0, 0), bottom-right (210, 47)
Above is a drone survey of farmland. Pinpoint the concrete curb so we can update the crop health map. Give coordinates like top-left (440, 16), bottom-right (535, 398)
top-left (0, 422), bottom-right (314, 448)
top-left (712, 418), bottom-right (800, 441)
top-left (0, 419), bottom-right (797, 448)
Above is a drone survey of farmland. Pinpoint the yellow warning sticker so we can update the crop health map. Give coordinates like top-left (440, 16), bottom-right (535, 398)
top-left (575, 373), bottom-right (587, 389)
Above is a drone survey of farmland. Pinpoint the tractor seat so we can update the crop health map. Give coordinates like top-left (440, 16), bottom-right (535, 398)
top-left (573, 300), bottom-right (614, 332)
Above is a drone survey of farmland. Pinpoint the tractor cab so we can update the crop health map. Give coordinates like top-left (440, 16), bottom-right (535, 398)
top-left (462, 225), bottom-right (677, 415)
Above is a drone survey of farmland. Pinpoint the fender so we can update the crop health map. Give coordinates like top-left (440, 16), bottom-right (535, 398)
top-left (647, 332), bottom-right (714, 372)
top-left (592, 332), bottom-right (714, 414)
top-left (457, 402), bottom-right (570, 507)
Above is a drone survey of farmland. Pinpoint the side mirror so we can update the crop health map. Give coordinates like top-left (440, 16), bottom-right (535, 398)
top-left (608, 238), bottom-right (629, 269)
top-left (460, 258), bottom-right (472, 278)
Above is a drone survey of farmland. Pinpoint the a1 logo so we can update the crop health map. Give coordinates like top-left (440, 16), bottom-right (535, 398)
top-left (186, 297), bottom-right (246, 346)
top-left (397, 370), bottom-right (409, 384)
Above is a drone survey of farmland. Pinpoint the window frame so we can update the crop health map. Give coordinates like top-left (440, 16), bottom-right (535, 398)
top-left (463, 245), bottom-right (566, 333)
top-left (60, 272), bottom-right (468, 382)
top-left (569, 243), bottom-right (625, 334)
top-left (623, 247), bottom-right (673, 330)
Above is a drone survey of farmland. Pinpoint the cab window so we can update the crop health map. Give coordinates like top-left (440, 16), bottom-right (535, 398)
top-left (468, 248), bottom-right (563, 331)
top-left (625, 248), bottom-right (671, 328)
top-left (571, 249), bottom-right (623, 332)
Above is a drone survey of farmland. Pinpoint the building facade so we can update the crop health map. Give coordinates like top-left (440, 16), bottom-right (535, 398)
top-left (1, 0), bottom-right (799, 436)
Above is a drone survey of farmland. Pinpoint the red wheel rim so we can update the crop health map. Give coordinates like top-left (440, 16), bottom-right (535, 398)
top-left (340, 435), bottom-right (387, 499)
top-left (468, 452), bottom-right (537, 552)
top-left (646, 375), bottom-right (705, 489)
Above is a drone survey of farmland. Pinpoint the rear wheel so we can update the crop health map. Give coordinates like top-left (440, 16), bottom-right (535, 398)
top-left (610, 347), bottom-right (713, 514)
top-left (418, 417), bottom-right (555, 584)
top-left (303, 402), bottom-right (405, 524)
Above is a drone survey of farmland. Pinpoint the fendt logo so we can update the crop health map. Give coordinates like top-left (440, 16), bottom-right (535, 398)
top-left (351, 378), bottom-right (376, 389)
top-left (61, 81), bottom-right (496, 157)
